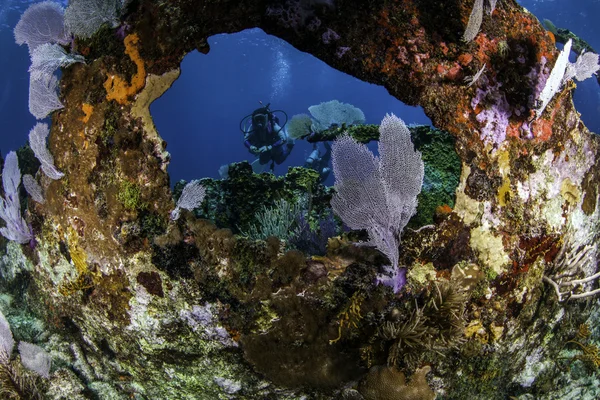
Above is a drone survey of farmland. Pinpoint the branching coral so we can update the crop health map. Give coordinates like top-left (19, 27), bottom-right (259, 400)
top-left (543, 229), bottom-right (600, 301)
top-left (378, 280), bottom-right (466, 367)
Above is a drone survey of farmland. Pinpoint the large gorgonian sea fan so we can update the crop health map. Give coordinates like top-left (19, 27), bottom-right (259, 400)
top-left (29, 123), bottom-right (64, 180)
top-left (308, 100), bottom-right (365, 132)
top-left (64, 0), bottom-right (121, 39)
top-left (331, 113), bottom-right (424, 293)
top-left (29, 43), bottom-right (85, 81)
top-left (18, 342), bottom-right (51, 379)
top-left (22, 175), bottom-right (44, 204)
top-left (28, 73), bottom-right (63, 120)
top-left (0, 152), bottom-right (33, 244)
top-left (13, 1), bottom-right (70, 55)
top-left (462, 0), bottom-right (498, 42)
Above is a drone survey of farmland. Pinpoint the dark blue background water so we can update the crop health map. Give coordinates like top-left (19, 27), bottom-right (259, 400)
top-left (150, 29), bottom-right (426, 184)
top-left (1, 0), bottom-right (598, 185)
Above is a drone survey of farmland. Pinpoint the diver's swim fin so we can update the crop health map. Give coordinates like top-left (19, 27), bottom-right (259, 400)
top-left (250, 158), bottom-right (268, 174)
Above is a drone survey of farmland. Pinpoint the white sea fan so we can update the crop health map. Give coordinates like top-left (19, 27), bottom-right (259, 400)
top-left (0, 152), bottom-right (33, 244)
top-left (29, 122), bottom-right (64, 180)
top-left (536, 39), bottom-right (572, 118)
top-left (308, 100), bottom-right (365, 132)
top-left (29, 43), bottom-right (85, 81)
top-left (28, 72), bottom-right (64, 120)
top-left (487, 0), bottom-right (498, 15)
top-left (462, 0), bottom-right (484, 42)
top-left (331, 114), bottom-right (423, 293)
top-left (564, 51), bottom-right (600, 83)
top-left (0, 310), bottom-right (14, 359)
top-left (18, 342), bottom-right (51, 378)
top-left (14, 1), bottom-right (69, 54)
top-left (170, 180), bottom-right (206, 220)
top-left (65, 0), bottom-right (121, 39)
top-left (465, 63), bottom-right (486, 87)
top-left (534, 40), bottom-right (599, 120)
top-left (23, 175), bottom-right (44, 204)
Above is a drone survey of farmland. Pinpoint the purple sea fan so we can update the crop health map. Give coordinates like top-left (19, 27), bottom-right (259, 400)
top-left (330, 114), bottom-right (424, 293)
top-left (0, 152), bottom-right (34, 244)
top-left (375, 265), bottom-right (407, 294)
top-left (64, 0), bottom-right (121, 39)
top-left (29, 43), bottom-right (85, 81)
top-left (22, 175), bottom-right (44, 204)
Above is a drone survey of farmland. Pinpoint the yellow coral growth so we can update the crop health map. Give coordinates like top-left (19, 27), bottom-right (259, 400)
top-left (59, 274), bottom-right (94, 296)
top-left (560, 178), bottom-right (581, 205)
top-left (564, 323), bottom-right (600, 370)
top-left (104, 33), bottom-right (146, 104)
top-left (66, 227), bottom-right (87, 273)
top-left (330, 292), bottom-right (364, 344)
top-left (497, 178), bottom-right (512, 206)
top-left (465, 319), bottom-right (488, 343)
top-left (70, 243), bottom-right (87, 275)
top-left (577, 323), bottom-right (591, 340)
top-left (59, 228), bottom-right (99, 296)
top-left (81, 103), bottom-right (93, 123)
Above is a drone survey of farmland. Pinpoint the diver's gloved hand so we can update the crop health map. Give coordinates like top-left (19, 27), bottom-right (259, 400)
top-left (249, 145), bottom-right (259, 155)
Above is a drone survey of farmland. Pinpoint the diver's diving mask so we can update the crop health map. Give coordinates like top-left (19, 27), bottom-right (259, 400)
top-left (253, 113), bottom-right (268, 128)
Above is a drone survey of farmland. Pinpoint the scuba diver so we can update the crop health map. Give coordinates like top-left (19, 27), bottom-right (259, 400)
top-left (240, 103), bottom-right (294, 173)
top-left (304, 142), bottom-right (332, 183)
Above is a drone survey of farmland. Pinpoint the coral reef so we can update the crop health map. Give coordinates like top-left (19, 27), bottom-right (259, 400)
top-left (0, 0), bottom-right (598, 398)
top-left (358, 365), bottom-right (435, 400)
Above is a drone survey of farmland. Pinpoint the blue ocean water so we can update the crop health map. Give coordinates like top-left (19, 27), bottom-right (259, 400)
top-left (0, 0), bottom-right (598, 184)
top-left (150, 28), bottom-right (428, 184)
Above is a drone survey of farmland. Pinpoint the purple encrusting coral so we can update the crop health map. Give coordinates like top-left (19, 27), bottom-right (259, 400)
top-left (322, 28), bottom-right (340, 44)
top-left (180, 303), bottom-right (237, 347)
top-left (335, 46), bottom-right (350, 58)
top-left (116, 22), bottom-right (131, 40)
top-left (471, 81), bottom-right (511, 147)
top-left (471, 55), bottom-right (552, 144)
